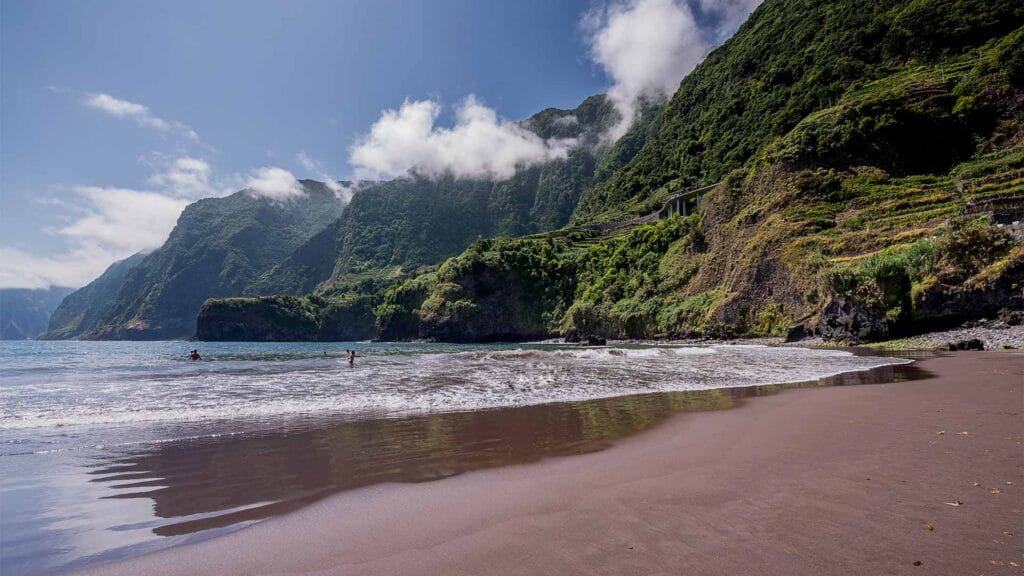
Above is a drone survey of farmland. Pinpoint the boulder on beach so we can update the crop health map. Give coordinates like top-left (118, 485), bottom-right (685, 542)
top-left (817, 298), bottom-right (888, 343)
top-left (948, 338), bottom-right (985, 351)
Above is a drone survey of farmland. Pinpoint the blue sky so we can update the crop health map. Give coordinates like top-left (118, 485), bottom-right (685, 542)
top-left (0, 0), bottom-right (760, 288)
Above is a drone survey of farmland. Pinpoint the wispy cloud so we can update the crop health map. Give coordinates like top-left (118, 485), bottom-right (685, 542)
top-left (84, 92), bottom-right (200, 141)
top-left (349, 95), bottom-right (576, 181)
top-left (58, 187), bottom-right (190, 254)
top-left (0, 185), bottom-right (188, 289)
top-left (0, 156), bottom-right (227, 289)
top-left (296, 152), bottom-right (353, 202)
top-left (0, 246), bottom-right (135, 291)
top-left (145, 156), bottom-right (228, 199)
top-left (586, 0), bottom-right (762, 140)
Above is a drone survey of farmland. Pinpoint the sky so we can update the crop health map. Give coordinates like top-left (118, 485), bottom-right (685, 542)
top-left (0, 0), bottom-right (761, 289)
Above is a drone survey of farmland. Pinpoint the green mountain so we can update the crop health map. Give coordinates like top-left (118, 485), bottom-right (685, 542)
top-left (574, 0), bottom-right (1024, 223)
top-left (367, 0), bottom-right (1024, 343)
top-left (46, 181), bottom-right (345, 339)
top-left (322, 94), bottom-right (647, 287)
top-left (43, 253), bottom-right (146, 340)
top-left (196, 95), bottom-right (655, 340)
top-left (0, 287), bottom-right (74, 340)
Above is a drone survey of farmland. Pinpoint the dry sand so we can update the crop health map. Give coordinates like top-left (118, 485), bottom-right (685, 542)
top-left (84, 351), bottom-right (1023, 576)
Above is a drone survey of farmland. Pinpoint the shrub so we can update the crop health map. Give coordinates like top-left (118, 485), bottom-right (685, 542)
top-left (935, 217), bottom-right (1015, 280)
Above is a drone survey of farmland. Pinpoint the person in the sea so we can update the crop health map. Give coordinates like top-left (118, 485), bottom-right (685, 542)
top-left (188, 349), bottom-right (201, 361)
top-left (348, 349), bottom-right (357, 365)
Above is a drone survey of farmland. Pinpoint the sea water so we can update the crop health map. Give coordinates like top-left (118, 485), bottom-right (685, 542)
top-left (0, 340), bottom-right (912, 574)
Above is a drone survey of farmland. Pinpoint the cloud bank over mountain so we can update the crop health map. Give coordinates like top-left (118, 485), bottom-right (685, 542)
top-left (347, 0), bottom-right (763, 182)
top-left (0, 156), bottom-right (308, 289)
top-left (349, 96), bottom-right (577, 181)
top-left (245, 167), bottom-right (305, 201)
top-left (586, 0), bottom-right (762, 139)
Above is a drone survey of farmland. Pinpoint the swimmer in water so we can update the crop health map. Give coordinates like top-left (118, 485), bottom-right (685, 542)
top-left (348, 349), bottom-right (356, 365)
top-left (188, 349), bottom-right (201, 361)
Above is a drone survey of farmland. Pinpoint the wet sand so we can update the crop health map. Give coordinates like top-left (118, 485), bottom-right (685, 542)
top-left (84, 351), bottom-right (1022, 575)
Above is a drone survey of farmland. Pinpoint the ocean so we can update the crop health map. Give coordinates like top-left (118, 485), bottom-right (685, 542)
top-left (0, 340), bottom-right (915, 575)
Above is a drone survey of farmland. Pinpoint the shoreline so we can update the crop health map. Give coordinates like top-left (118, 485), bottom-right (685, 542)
top-left (81, 350), bottom-right (1023, 575)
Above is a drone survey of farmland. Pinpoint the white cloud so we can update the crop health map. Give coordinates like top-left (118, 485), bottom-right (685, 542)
top-left (0, 246), bottom-right (130, 290)
top-left (587, 0), bottom-right (762, 140)
top-left (296, 152), bottom-right (318, 172)
top-left (0, 159), bottom-right (324, 288)
top-left (349, 95), bottom-right (577, 181)
top-left (0, 156), bottom-right (228, 289)
top-left (296, 152), bottom-right (353, 202)
top-left (245, 167), bottom-right (305, 201)
top-left (146, 157), bottom-right (221, 199)
top-left (84, 92), bottom-right (200, 141)
top-left (59, 187), bottom-right (188, 253)
top-left (0, 187), bottom-right (189, 289)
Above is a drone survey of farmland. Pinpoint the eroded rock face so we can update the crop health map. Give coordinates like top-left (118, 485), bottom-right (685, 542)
top-left (916, 261), bottom-right (1024, 329)
top-left (817, 298), bottom-right (888, 343)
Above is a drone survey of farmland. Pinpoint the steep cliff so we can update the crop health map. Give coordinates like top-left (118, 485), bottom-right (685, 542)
top-left (43, 253), bottom-right (145, 340)
top-left (48, 181), bottom-right (344, 340)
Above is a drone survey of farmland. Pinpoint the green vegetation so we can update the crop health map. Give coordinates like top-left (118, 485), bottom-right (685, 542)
top-left (573, 0), bottom-right (1024, 223)
top-left (371, 1), bottom-right (1024, 342)
top-left (42, 253), bottom-right (146, 339)
top-left (47, 182), bottom-right (344, 340)
top-left (196, 294), bottom-right (376, 341)
top-left (327, 95), bottom-right (644, 283)
top-left (82, 0), bottom-right (1022, 343)
top-left (374, 216), bottom-right (715, 340)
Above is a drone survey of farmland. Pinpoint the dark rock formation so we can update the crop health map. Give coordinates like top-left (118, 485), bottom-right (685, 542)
top-left (948, 338), bottom-right (985, 351)
top-left (564, 330), bottom-right (606, 346)
top-left (817, 298), bottom-right (888, 343)
top-left (916, 257), bottom-right (1024, 330)
top-left (785, 323), bottom-right (812, 342)
top-left (997, 308), bottom-right (1022, 326)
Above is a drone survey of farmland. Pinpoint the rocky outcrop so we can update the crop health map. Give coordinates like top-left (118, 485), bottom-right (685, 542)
top-left (948, 338), bottom-right (985, 350)
top-left (195, 295), bottom-right (376, 342)
top-left (784, 323), bottom-right (814, 342)
top-left (563, 330), bottom-right (607, 345)
top-left (916, 257), bottom-right (1024, 330)
top-left (817, 298), bottom-right (889, 343)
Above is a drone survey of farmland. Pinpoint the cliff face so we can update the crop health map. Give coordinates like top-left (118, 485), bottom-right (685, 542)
top-left (573, 0), bottom-right (1024, 223)
top-left (43, 253), bottom-right (145, 340)
top-left (195, 95), bottom-right (659, 341)
top-left (47, 182), bottom-right (344, 340)
top-left (323, 95), bottom-right (645, 286)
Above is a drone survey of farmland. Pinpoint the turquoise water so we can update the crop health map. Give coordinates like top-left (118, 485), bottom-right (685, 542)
top-left (0, 340), bottom-right (912, 574)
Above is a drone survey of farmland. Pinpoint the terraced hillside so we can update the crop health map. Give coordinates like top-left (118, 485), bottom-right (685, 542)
top-left (366, 10), bottom-right (1023, 343)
